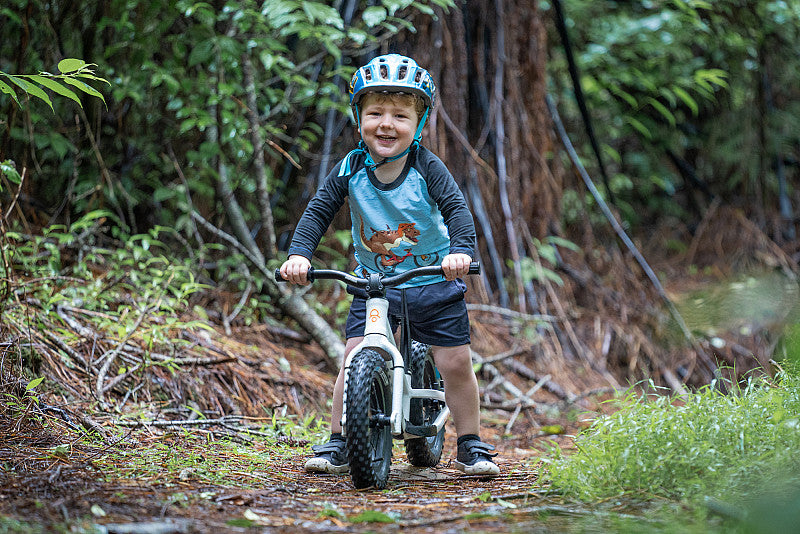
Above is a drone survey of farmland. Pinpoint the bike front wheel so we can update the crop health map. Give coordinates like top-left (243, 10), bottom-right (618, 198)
top-left (404, 341), bottom-right (446, 467)
top-left (344, 349), bottom-right (393, 489)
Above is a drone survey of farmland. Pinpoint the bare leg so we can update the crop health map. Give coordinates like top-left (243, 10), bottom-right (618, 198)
top-left (330, 336), bottom-right (363, 434)
top-left (432, 344), bottom-right (480, 437)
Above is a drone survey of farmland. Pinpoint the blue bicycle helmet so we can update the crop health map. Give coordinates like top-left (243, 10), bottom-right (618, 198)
top-left (346, 54), bottom-right (436, 169)
top-left (349, 54), bottom-right (436, 110)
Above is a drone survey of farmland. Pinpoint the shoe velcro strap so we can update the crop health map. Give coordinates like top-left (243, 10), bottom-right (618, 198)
top-left (311, 440), bottom-right (346, 454)
top-left (462, 440), bottom-right (498, 457)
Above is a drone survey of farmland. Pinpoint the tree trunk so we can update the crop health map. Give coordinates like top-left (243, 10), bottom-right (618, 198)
top-left (403, 0), bottom-right (558, 307)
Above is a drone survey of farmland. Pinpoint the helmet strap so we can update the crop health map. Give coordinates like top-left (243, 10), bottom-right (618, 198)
top-left (358, 140), bottom-right (420, 171)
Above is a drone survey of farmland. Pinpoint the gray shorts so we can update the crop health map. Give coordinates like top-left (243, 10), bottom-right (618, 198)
top-left (344, 279), bottom-right (471, 347)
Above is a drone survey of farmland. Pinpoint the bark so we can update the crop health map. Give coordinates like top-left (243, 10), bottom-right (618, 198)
top-left (405, 1), bottom-right (556, 308)
top-left (242, 53), bottom-right (278, 259)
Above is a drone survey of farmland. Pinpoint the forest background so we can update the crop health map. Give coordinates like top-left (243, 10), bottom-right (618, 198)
top-left (4, 0), bottom-right (800, 385)
top-left (2, 0), bottom-right (800, 531)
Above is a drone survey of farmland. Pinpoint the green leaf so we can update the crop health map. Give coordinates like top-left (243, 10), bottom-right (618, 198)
top-left (26, 377), bottom-right (45, 391)
top-left (349, 510), bottom-right (396, 523)
top-left (0, 160), bottom-right (22, 185)
top-left (24, 82), bottom-right (54, 111)
top-left (0, 79), bottom-right (20, 106)
top-left (538, 244), bottom-right (558, 265)
top-left (58, 58), bottom-right (87, 74)
top-left (302, 2), bottom-right (344, 29)
top-left (362, 6), bottom-right (388, 27)
top-left (188, 39), bottom-right (215, 67)
top-left (694, 68), bottom-right (729, 90)
top-left (608, 84), bottom-right (638, 108)
top-left (75, 72), bottom-right (111, 86)
top-left (225, 519), bottom-right (254, 527)
top-left (672, 85), bottom-right (699, 116)
top-left (50, 444), bottom-right (71, 459)
top-left (62, 77), bottom-right (106, 107)
top-left (626, 116), bottom-right (652, 139)
top-left (382, 0), bottom-right (414, 16)
top-left (29, 75), bottom-right (83, 107)
top-left (5, 74), bottom-right (29, 92)
top-left (45, 132), bottom-right (74, 159)
top-left (646, 97), bottom-right (676, 126)
top-left (546, 235), bottom-right (581, 252)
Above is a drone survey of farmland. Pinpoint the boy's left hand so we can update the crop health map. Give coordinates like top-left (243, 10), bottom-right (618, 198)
top-left (441, 253), bottom-right (472, 281)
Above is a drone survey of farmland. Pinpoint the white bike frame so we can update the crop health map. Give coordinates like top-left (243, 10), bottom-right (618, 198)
top-left (340, 296), bottom-right (450, 439)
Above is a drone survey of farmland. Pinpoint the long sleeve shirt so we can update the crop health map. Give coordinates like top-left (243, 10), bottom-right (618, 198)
top-left (287, 146), bottom-right (476, 288)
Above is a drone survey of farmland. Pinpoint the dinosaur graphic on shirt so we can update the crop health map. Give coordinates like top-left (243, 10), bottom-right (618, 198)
top-left (359, 217), bottom-right (420, 267)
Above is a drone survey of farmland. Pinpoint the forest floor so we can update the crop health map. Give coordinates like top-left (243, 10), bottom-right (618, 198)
top-left (3, 215), bottom-right (797, 532)
top-left (0, 422), bottom-right (588, 533)
top-left (0, 315), bottom-right (625, 533)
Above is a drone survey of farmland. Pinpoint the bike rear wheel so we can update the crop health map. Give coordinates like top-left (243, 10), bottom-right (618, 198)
top-left (344, 349), bottom-right (393, 489)
top-left (404, 341), bottom-right (446, 467)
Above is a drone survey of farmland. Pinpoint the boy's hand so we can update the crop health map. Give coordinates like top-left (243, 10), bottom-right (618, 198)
top-left (441, 253), bottom-right (472, 281)
top-left (279, 255), bottom-right (312, 285)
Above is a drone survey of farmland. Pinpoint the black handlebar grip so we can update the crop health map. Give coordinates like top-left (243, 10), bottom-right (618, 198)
top-left (274, 267), bottom-right (316, 283)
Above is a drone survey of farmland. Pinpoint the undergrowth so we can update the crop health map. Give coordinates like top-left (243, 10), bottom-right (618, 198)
top-left (544, 365), bottom-right (800, 532)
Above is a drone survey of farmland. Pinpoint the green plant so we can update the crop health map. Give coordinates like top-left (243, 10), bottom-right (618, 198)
top-left (1, 377), bottom-right (45, 421)
top-left (549, 1), bottom-right (800, 227)
top-left (545, 369), bottom-right (800, 507)
top-left (520, 235), bottom-right (580, 286)
top-left (0, 59), bottom-right (107, 111)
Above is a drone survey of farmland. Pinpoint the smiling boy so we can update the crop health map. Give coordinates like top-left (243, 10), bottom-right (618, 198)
top-left (279, 54), bottom-right (499, 477)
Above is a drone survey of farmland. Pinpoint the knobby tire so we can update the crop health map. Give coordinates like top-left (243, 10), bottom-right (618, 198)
top-left (404, 342), bottom-right (445, 467)
top-left (345, 349), bottom-right (392, 489)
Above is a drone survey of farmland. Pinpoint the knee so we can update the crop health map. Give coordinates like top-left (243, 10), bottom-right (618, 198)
top-left (432, 345), bottom-right (473, 378)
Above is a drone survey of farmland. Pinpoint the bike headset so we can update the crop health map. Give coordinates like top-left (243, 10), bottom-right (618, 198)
top-left (339, 54), bottom-right (436, 175)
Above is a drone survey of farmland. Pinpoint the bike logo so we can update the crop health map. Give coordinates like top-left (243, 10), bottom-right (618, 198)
top-left (369, 309), bottom-right (381, 323)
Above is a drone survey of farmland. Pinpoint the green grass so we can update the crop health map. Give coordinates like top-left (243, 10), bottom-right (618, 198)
top-left (542, 366), bottom-right (800, 532)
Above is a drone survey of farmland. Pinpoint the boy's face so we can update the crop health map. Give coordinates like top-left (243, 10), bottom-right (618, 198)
top-left (359, 93), bottom-right (420, 163)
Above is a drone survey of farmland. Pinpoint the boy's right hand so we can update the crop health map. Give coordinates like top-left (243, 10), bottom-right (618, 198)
top-left (279, 255), bottom-right (312, 285)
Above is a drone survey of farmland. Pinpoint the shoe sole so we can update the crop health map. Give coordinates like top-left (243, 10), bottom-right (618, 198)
top-left (454, 460), bottom-right (500, 477)
top-left (304, 457), bottom-right (350, 474)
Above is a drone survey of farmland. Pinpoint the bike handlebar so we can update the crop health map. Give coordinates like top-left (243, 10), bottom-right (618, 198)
top-left (275, 262), bottom-right (480, 289)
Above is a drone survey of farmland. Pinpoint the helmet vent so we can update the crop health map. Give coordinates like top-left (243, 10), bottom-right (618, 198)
top-left (379, 65), bottom-right (388, 79)
top-left (364, 69), bottom-right (372, 82)
top-left (414, 71), bottom-right (422, 83)
top-left (398, 66), bottom-right (407, 80)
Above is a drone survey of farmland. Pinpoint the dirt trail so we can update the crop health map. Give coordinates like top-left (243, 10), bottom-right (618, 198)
top-left (1, 422), bottom-right (585, 533)
top-left (0, 292), bottom-right (614, 532)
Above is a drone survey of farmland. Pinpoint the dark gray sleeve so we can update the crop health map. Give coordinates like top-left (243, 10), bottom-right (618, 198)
top-left (286, 164), bottom-right (350, 259)
top-left (418, 149), bottom-right (477, 257)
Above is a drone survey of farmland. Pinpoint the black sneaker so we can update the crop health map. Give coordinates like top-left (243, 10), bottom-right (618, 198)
top-left (454, 437), bottom-right (499, 477)
top-left (304, 437), bottom-right (349, 474)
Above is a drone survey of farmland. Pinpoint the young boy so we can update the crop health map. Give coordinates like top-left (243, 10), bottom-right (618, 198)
top-left (279, 54), bottom-right (498, 477)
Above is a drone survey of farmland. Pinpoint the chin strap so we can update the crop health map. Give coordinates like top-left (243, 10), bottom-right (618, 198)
top-left (364, 140), bottom-right (419, 171)
top-left (339, 140), bottom-right (420, 175)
